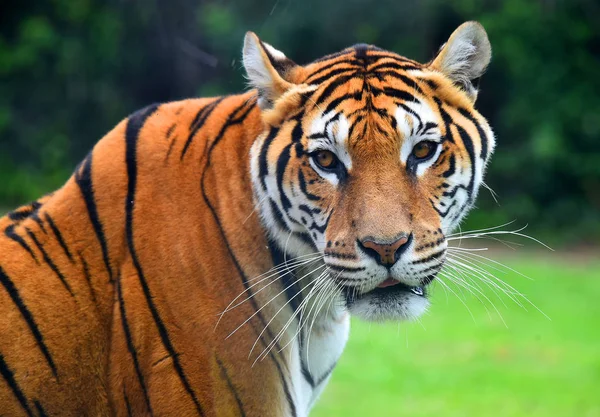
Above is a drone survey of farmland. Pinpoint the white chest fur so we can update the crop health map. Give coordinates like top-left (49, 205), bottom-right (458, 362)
top-left (288, 306), bottom-right (350, 416)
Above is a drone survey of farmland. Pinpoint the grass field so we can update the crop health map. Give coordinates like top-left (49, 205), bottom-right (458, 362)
top-left (312, 254), bottom-right (600, 417)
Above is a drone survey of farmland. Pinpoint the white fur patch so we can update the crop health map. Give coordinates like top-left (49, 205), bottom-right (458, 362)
top-left (349, 292), bottom-right (429, 322)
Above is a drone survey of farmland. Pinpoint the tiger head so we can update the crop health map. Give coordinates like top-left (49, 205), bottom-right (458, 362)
top-left (247, 22), bottom-right (495, 322)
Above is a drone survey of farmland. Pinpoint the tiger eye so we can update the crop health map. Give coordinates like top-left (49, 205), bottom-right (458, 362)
top-left (412, 141), bottom-right (437, 160)
top-left (314, 150), bottom-right (337, 169)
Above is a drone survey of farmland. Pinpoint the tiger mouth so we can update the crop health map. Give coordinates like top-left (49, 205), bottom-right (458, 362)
top-left (342, 276), bottom-right (434, 306)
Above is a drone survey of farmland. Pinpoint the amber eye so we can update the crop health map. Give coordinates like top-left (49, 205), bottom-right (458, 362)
top-left (411, 141), bottom-right (438, 160)
top-left (312, 150), bottom-right (339, 170)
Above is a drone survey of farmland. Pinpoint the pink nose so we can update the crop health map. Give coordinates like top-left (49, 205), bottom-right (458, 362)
top-left (359, 234), bottom-right (412, 266)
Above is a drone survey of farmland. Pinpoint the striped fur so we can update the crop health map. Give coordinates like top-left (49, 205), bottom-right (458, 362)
top-left (0, 22), bottom-right (493, 416)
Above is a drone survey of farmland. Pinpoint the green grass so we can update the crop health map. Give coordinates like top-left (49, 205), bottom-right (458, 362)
top-left (312, 255), bottom-right (600, 417)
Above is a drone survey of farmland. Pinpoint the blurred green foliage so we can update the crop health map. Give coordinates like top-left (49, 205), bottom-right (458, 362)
top-left (1, 0), bottom-right (599, 244)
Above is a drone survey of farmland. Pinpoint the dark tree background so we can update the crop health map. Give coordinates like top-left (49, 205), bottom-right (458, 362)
top-left (1, 0), bottom-right (599, 245)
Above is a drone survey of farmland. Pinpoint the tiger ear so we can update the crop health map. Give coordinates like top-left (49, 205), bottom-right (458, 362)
top-left (429, 21), bottom-right (491, 101)
top-left (242, 32), bottom-right (298, 109)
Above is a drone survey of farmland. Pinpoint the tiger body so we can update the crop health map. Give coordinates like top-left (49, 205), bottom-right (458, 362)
top-left (0, 22), bottom-right (494, 416)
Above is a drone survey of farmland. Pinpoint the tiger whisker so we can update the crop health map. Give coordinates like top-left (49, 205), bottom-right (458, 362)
top-left (268, 269), bottom-right (334, 360)
top-left (446, 255), bottom-right (527, 308)
top-left (304, 273), bottom-right (340, 370)
top-left (447, 247), bottom-right (532, 280)
top-left (445, 220), bottom-right (518, 237)
top-left (446, 252), bottom-right (549, 319)
top-left (481, 180), bottom-right (500, 205)
top-left (439, 267), bottom-right (507, 327)
top-left (446, 225), bottom-right (553, 251)
top-left (446, 251), bottom-right (523, 293)
top-left (246, 265), bottom-right (329, 359)
top-left (452, 255), bottom-right (545, 315)
top-left (225, 264), bottom-right (328, 341)
top-left (451, 235), bottom-right (523, 250)
top-left (214, 255), bottom-right (323, 330)
top-left (436, 277), bottom-right (477, 322)
top-left (243, 193), bottom-right (270, 224)
top-left (444, 258), bottom-right (511, 308)
top-left (255, 271), bottom-right (331, 365)
top-left (245, 252), bottom-right (324, 283)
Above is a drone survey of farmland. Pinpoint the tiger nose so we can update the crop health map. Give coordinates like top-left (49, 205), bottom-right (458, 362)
top-left (358, 233), bottom-right (413, 267)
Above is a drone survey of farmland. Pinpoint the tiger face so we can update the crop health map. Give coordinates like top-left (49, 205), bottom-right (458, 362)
top-left (247, 22), bottom-right (495, 321)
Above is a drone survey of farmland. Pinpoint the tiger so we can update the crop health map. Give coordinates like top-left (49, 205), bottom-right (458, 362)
top-left (0, 21), bottom-right (494, 416)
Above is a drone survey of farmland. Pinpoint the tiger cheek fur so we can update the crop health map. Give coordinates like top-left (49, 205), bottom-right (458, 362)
top-left (0, 22), bottom-right (494, 416)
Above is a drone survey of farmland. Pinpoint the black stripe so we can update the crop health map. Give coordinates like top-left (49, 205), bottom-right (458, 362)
top-left (454, 124), bottom-right (476, 202)
top-left (396, 103), bottom-right (423, 131)
top-left (44, 214), bottom-right (74, 263)
top-left (428, 199), bottom-right (457, 219)
top-left (276, 144), bottom-right (293, 211)
top-left (315, 361), bottom-right (337, 386)
top-left (125, 104), bottom-right (205, 416)
top-left (30, 211), bottom-right (46, 234)
top-left (117, 277), bottom-right (153, 415)
top-left (291, 118), bottom-right (304, 143)
top-left (434, 98), bottom-right (455, 143)
top-left (4, 225), bottom-right (39, 264)
top-left (79, 253), bottom-right (97, 303)
top-left (0, 353), bottom-right (34, 417)
top-left (308, 68), bottom-right (357, 86)
top-left (298, 204), bottom-right (317, 217)
top-left (75, 153), bottom-right (113, 282)
top-left (180, 97), bottom-right (225, 160)
top-left (124, 386), bottom-right (134, 417)
top-left (308, 208), bottom-right (333, 234)
top-left (268, 241), bottom-right (303, 316)
top-left (442, 184), bottom-right (468, 198)
top-left (442, 154), bottom-right (456, 178)
top-left (323, 91), bottom-right (363, 115)
top-left (424, 79), bottom-right (439, 90)
top-left (324, 251), bottom-right (357, 260)
top-left (312, 73), bottom-right (357, 105)
top-left (458, 107), bottom-right (489, 160)
top-left (348, 115), bottom-right (364, 140)
top-left (25, 228), bottom-right (73, 296)
top-left (0, 266), bottom-right (58, 378)
top-left (298, 333), bottom-right (315, 388)
top-left (419, 262), bottom-right (443, 275)
top-left (216, 356), bottom-right (247, 417)
top-left (269, 200), bottom-right (291, 233)
top-left (258, 127), bottom-right (280, 191)
top-left (378, 71), bottom-right (425, 95)
top-left (381, 87), bottom-right (420, 103)
top-left (33, 400), bottom-right (48, 417)
top-left (298, 170), bottom-right (321, 201)
top-left (304, 59), bottom-right (358, 82)
top-left (412, 249), bottom-right (446, 265)
top-left (199, 100), bottom-right (297, 417)
top-left (326, 264), bottom-right (366, 272)
top-left (368, 61), bottom-right (421, 72)
top-left (420, 122), bottom-right (439, 136)
top-left (8, 209), bottom-right (33, 222)
top-left (165, 123), bottom-right (176, 140)
top-left (165, 135), bottom-right (178, 162)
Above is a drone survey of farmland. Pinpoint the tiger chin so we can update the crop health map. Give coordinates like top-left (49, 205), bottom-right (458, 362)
top-left (0, 21), bottom-right (494, 417)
